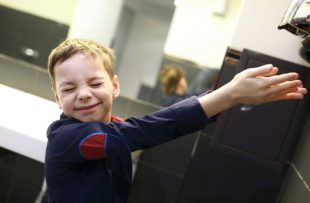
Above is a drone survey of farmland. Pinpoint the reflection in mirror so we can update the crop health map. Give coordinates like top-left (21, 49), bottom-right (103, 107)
top-left (115, 0), bottom-right (242, 106)
top-left (0, 2), bottom-right (72, 67)
top-left (113, 0), bottom-right (175, 104)
top-left (0, 0), bottom-right (242, 106)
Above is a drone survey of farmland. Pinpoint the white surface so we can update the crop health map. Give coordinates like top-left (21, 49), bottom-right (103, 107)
top-left (68, 0), bottom-right (124, 46)
top-left (230, 0), bottom-right (310, 67)
top-left (0, 0), bottom-right (78, 24)
top-left (164, 0), bottom-right (241, 68)
top-left (0, 84), bottom-right (61, 162)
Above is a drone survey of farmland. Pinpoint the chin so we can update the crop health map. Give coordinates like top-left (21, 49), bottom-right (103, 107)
top-left (75, 113), bottom-right (108, 123)
top-left (82, 117), bottom-right (100, 122)
top-left (74, 115), bottom-right (96, 122)
top-left (86, 115), bottom-right (108, 123)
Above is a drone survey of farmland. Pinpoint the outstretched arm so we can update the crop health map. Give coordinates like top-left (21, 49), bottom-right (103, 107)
top-left (198, 64), bottom-right (308, 118)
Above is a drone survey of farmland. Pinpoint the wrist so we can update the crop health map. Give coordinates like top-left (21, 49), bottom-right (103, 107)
top-left (220, 82), bottom-right (239, 107)
top-left (198, 82), bottom-right (239, 118)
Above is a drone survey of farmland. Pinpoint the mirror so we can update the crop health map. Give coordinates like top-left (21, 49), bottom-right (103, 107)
top-left (107, 0), bottom-right (242, 106)
top-left (0, 0), bottom-right (242, 106)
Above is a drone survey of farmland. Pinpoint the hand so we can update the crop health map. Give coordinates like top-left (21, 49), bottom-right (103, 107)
top-left (228, 64), bottom-right (307, 105)
top-left (198, 64), bottom-right (307, 118)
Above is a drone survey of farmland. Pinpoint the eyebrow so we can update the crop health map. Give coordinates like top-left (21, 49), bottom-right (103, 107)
top-left (89, 76), bottom-right (105, 82)
top-left (59, 81), bottom-right (75, 88)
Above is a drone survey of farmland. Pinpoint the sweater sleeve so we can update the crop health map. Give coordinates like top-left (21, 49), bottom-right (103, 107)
top-left (109, 96), bottom-right (209, 151)
top-left (46, 96), bottom-right (208, 162)
top-left (47, 120), bottom-right (111, 162)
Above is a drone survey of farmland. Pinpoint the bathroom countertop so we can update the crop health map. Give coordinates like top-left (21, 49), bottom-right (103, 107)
top-left (0, 84), bottom-right (61, 163)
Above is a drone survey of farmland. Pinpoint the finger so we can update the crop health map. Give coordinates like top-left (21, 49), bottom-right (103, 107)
top-left (275, 92), bottom-right (305, 101)
top-left (242, 64), bottom-right (274, 78)
top-left (275, 86), bottom-right (298, 96)
top-left (266, 85), bottom-right (296, 99)
top-left (263, 67), bottom-right (279, 77)
top-left (264, 73), bottom-right (299, 87)
top-left (265, 80), bottom-right (301, 95)
top-left (267, 86), bottom-right (307, 102)
top-left (268, 91), bottom-right (303, 102)
top-left (296, 86), bottom-right (308, 95)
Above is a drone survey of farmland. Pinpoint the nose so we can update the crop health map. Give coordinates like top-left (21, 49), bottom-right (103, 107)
top-left (77, 87), bottom-right (92, 102)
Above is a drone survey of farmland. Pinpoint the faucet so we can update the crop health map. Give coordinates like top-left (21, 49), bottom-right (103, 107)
top-left (278, 0), bottom-right (310, 38)
top-left (278, 0), bottom-right (310, 62)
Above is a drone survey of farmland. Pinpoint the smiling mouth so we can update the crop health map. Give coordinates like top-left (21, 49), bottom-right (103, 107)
top-left (75, 103), bottom-right (101, 111)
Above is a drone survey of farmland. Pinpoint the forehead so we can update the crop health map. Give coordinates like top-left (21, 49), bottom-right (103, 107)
top-left (54, 53), bottom-right (109, 81)
top-left (57, 53), bottom-right (105, 70)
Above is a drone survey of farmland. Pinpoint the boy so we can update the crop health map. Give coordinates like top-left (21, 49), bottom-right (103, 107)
top-left (45, 38), bottom-right (307, 203)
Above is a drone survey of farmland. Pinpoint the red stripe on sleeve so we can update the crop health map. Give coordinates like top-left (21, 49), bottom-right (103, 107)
top-left (80, 133), bottom-right (107, 160)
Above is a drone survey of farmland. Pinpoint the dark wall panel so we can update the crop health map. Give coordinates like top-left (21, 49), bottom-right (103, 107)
top-left (0, 5), bottom-right (68, 68)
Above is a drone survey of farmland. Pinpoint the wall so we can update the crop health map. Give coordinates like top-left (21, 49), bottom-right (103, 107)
top-left (0, 147), bottom-right (45, 203)
top-left (0, 0), bottom-right (77, 24)
top-left (279, 117), bottom-right (310, 202)
top-left (231, 0), bottom-right (310, 67)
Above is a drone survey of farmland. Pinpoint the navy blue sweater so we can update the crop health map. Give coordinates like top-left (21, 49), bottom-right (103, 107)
top-left (45, 97), bottom-right (209, 203)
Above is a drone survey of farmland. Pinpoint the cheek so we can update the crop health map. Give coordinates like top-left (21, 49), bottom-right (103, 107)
top-left (101, 93), bottom-right (113, 104)
top-left (97, 87), bottom-right (114, 99)
top-left (59, 94), bottom-right (74, 108)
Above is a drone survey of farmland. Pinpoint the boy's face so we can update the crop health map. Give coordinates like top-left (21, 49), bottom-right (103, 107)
top-left (53, 53), bottom-right (119, 122)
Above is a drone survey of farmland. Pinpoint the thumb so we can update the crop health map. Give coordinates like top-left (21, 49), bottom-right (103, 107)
top-left (243, 64), bottom-right (277, 78)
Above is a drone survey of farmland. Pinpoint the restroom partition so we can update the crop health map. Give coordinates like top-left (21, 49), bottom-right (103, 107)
top-left (129, 48), bottom-right (310, 203)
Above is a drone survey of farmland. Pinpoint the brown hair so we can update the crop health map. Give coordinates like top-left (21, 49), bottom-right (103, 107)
top-left (159, 64), bottom-right (186, 95)
top-left (47, 38), bottom-right (115, 90)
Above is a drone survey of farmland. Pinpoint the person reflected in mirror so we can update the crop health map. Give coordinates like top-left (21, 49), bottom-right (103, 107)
top-left (159, 64), bottom-right (194, 106)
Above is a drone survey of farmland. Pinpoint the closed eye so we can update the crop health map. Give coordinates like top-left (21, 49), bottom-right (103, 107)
top-left (90, 83), bottom-right (103, 87)
top-left (62, 87), bottom-right (75, 92)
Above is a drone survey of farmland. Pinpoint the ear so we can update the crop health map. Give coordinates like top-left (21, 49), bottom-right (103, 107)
top-left (112, 75), bottom-right (120, 99)
top-left (52, 88), bottom-right (62, 109)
